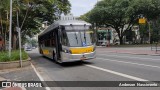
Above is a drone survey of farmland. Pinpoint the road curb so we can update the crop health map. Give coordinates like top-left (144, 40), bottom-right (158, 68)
top-left (115, 52), bottom-right (160, 56)
top-left (0, 57), bottom-right (31, 70)
top-left (114, 52), bottom-right (160, 56)
top-left (130, 54), bottom-right (160, 56)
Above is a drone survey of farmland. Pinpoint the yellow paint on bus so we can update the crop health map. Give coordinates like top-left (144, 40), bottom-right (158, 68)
top-left (43, 50), bottom-right (49, 55)
top-left (70, 46), bottom-right (93, 54)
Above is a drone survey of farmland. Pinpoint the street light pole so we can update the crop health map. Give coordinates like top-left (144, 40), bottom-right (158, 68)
top-left (9, 0), bottom-right (12, 57)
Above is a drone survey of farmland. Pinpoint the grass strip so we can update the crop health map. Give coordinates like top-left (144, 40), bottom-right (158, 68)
top-left (0, 50), bottom-right (28, 62)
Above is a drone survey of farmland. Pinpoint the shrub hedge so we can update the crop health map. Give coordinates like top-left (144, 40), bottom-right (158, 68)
top-left (0, 50), bottom-right (28, 62)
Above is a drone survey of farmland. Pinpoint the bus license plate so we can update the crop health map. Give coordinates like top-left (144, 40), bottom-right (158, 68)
top-left (80, 57), bottom-right (86, 60)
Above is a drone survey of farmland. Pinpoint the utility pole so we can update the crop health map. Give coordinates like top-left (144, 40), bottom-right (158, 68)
top-left (17, 27), bottom-right (22, 67)
top-left (17, 11), bottom-right (22, 67)
top-left (9, 0), bottom-right (12, 57)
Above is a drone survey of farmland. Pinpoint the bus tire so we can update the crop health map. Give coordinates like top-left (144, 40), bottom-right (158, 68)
top-left (53, 51), bottom-right (59, 63)
top-left (52, 50), bottom-right (63, 63)
top-left (53, 51), bottom-right (56, 60)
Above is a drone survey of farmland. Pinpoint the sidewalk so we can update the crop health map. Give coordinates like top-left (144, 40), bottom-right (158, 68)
top-left (1, 87), bottom-right (25, 90)
top-left (0, 72), bottom-right (25, 90)
top-left (97, 46), bottom-right (160, 56)
top-left (0, 66), bottom-right (45, 90)
top-left (0, 77), bottom-right (6, 81)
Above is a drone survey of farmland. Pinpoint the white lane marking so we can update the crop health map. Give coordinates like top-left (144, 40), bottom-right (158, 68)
top-left (86, 65), bottom-right (148, 81)
top-left (97, 57), bottom-right (160, 69)
top-left (21, 87), bottom-right (27, 90)
top-left (98, 54), bottom-right (160, 61)
top-left (31, 63), bottom-right (51, 90)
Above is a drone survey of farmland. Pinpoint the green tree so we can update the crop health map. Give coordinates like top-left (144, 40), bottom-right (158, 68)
top-left (26, 38), bottom-right (37, 47)
top-left (131, 0), bottom-right (160, 43)
top-left (150, 19), bottom-right (160, 43)
top-left (82, 0), bottom-right (160, 45)
top-left (139, 24), bottom-right (149, 43)
top-left (86, 0), bottom-right (138, 45)
top-left (79, 11), bottom-right (91, 23)
top-left (0, 0), bottom-right (10, 49)
top-left (0, 0), bottom-right (71, 50)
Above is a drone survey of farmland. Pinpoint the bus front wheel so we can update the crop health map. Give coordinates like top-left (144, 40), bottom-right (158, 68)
top-left (53, 52), bottom-right (61, 63)
top-left (53, 51), bottom-right (63, 64)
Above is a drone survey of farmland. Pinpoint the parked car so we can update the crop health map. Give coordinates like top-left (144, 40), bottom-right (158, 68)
top-left (25, 46), bottom-right (32, 51)
top-left (32, 46), bottom-right (36, 49)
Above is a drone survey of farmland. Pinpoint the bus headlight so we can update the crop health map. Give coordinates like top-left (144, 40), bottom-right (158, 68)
top-left (64, 49), bottom-right (72, 54)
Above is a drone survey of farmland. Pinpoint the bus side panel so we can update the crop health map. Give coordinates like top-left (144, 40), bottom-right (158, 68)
top-left (41, 47), bottom-right (56, 59)
top-left (38, 29), bottom-right (59, 60)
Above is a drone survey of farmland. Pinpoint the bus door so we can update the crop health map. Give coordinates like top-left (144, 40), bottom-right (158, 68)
top-left (55, 29), bottom-right (62, 60)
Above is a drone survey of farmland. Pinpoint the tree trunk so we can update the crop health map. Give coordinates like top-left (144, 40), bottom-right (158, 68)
top-left (13, 34), bottom-right (17, 49)
top-left (16, 37), bottom-right (19, 49)
top-left (119, 36), bottom-right (123, 45)
top-left (4, 31), bottom-right (6, 50)
top-left (12, 28), bottom-right (17, 49)
top-left (116, 28), bottom-right (124, 45)
top-left (4, 11), bottom-right (9, 51)
top-left (140, 35), bottom-right (144, 44)
top-left (0, 14), bottom-right (3, 35)
top-left (0, 13), bottom-right (5, 51)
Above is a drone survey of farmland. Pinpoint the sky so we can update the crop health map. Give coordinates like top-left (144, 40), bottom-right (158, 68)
top-left (68, 0), bottom-right (98, 17)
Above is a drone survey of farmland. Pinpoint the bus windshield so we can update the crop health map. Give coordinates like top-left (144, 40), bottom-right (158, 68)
top-left (66, 31), bottom-right (94, 47)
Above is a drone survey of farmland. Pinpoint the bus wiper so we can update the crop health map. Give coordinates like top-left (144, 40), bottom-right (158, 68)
top-left (75, 32), bottom-right (78, 44)
top-left (70, 24), bottom-right (78, 44)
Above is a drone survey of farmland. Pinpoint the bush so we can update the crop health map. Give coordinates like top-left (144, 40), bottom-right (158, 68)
top-left (0, 50), bottom-right (28, 62)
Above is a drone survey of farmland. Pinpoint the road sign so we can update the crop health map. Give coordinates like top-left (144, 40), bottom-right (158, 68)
top-left (139, 18), bottom-right (146, 24)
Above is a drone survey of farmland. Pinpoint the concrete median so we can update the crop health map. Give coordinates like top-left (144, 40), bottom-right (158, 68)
top-left (0, 58), bottom-right (31, 70)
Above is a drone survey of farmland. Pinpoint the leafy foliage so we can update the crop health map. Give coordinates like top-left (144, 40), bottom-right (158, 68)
top-left (0, 0), bottom-right (71, 49)
top-left (80, 0), bottom-right (160, 44)
top-left (0, 50), bottom-right (28, 62)
top-left (86, 0), bottom-right (138, 44)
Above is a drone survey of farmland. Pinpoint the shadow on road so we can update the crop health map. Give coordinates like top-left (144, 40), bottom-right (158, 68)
top-left (59, 61), bottom-right (93, 67)
top-left (27, 50), bottom-right (95, 68)
top-left (40, 56), bottom-right (94, 67)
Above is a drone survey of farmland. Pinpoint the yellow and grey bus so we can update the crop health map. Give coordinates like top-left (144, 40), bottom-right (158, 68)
top-left (38, 20), bottom-right (96, 63)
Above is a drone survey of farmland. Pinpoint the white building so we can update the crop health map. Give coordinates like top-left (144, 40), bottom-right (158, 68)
top-left (60, 13), bottom-right (78, 20)
top-left (97, 25), bottom-right (140, 46)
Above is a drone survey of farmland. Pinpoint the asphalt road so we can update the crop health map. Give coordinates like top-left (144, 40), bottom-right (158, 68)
top-left (27, 48), bottom-right (160, 90)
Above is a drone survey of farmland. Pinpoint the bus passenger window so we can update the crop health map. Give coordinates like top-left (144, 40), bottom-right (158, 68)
top-left (45, 40), bottom-right (50, 47)
top-left (51, 38), bottom-right (55, 47)
top-left (44, 41), bottom-right (47, 47)
top-left (41, 41), bottom-right (44, 47)
top-left (47, 40), bottom-right (50, 47)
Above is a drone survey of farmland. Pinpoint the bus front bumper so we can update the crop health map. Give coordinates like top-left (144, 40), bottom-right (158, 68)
top-left (61, 51), bottom-right (96, 63)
